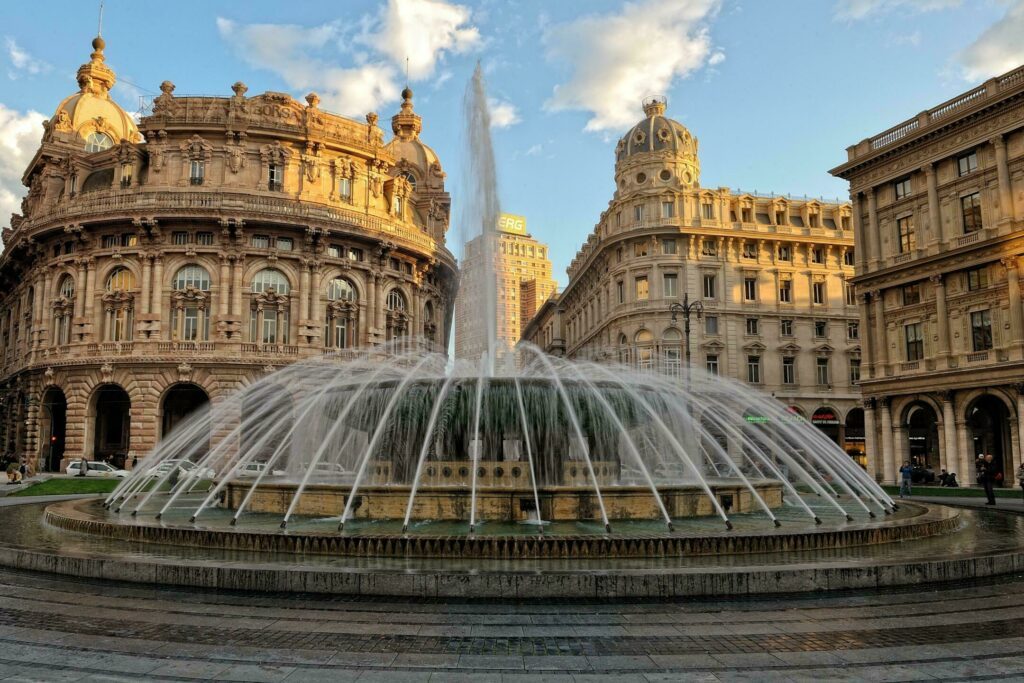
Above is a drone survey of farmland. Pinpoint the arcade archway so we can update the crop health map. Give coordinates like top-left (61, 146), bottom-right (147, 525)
top-left (93, 385), bottom-right (130, 468)
top-left (161, 383), bottom-right (211, 458)
top-left (39, 387), bottom-right (67, 472)
top-left (967, 395), bottom-right (1011, 478)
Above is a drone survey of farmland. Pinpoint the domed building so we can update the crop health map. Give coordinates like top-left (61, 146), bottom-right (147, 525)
top-left (523, 98), bottom-right (865, 462)
top-left (0, 36), bottom-right (458, 473)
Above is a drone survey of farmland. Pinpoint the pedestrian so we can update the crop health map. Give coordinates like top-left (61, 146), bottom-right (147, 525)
top-left (18, 461), bottom-right (26, 483)
top-left (899, 461), bottom-right (913, 498)
top-left (5, 460), bottom-right (19, 485)
top-left (979, 454), bottom-right (998, 506)
top-left (131, 453), bottom-right (138, 470)
top-left (1017, 462), bottom-right (1024, 503)
top-left (77, 457), bottom-right (88, 477)
top-left (937, 469), bottom-right (949, 487)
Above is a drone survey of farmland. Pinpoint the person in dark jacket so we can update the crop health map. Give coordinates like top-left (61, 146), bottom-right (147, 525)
top-left (979, 454), bottom-right (998, 505)
top-left (898, 461), bottom-right (913, 498)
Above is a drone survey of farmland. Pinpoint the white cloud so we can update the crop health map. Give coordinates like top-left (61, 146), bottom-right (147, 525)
top-left (834, 0), bottom-right (960, 20)
top-left (5, 37), bottom-right (50, 79)
top-left (955, 0), bottom-right (1024, 81)
top-left (216, 1), bottom-right (479, 117)
top-left (524, 144), bottom-right (542, 156)
top-left (359, 0), bottom-right (480, 80)
top-left (0, 104), bottom-right (46, 231)
top-left (888, 31), bottom-right (922, 47)
top-left (542, 0), bottom-right (722, 133)
top-left (487, 97), bottom-right (520, 129)
top-left (708, 51), bottom-right (726, 66)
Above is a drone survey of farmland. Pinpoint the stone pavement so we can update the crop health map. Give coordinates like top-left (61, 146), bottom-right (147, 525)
top-left (0, 565), bottom-right (1023, 681)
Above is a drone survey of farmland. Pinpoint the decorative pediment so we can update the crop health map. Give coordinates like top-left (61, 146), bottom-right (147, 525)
top-left (259, 140), bottom-right (291, 164)
top-left (742, 341), bottom-right (767, 352)
top-left (180, 134), bottom-right (213, 161)
top-left (701, 339), bottom-right (725, 351)
top-left (814, 343), bottom-right (835, 356)
top-left (254, 289), bottom-right (289, 307)
top-left (778, 342), bottom-right (802, 354)
top-left (101, 290), bottom-right (134, 307)
top-left (172, 287), bottom-right (208, 306)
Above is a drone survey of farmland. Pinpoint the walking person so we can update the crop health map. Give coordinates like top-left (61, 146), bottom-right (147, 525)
top-left (979, 454), bottom-right (998, 506)
top-left (899, 461), bottom-right (913, 498)
top-left (1017, 462), bottom-right (1024, 504)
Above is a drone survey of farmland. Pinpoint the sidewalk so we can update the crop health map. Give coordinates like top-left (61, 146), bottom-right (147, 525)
top-left (903, 493), bottom-right (1024, 514)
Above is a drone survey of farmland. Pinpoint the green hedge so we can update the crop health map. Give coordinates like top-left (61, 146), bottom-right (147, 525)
top-left (10, 478), bottom-right (120, 497)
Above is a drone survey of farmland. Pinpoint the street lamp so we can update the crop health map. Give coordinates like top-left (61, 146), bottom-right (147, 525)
top-left (669, 293), bottom-right (704, 370)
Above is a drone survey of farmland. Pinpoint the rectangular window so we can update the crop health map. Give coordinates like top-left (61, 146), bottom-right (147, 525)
top-left (808, 213), bottom-right (819, 228)
top-left (742, 242), bottom-right (756, 259)
top-left (633, 242), bottom-right (649, 258)
top-left (741, 207), bottom-right (753, 223)
top-left (971, 310), bottom-right (993, 351)
top-left (348, 248), bottom-right (363, 262)
top-left (276, 237), bottom-right (293, 251)
top-left (338, 177), bottom-right (352, 200)
top-left (782, 357), bottom-right (795, 385)
top-left (779, 279), bottom-right (792, 303)
top-left (745, 318), bottom-right (759, 335)
top-left (633, 205), bottom-right (644, 222)
top-left (844, 282), bottom-right (856, 306)
top-left (662, 273), bottom-right (677, 298)
top-left (389, 257), bottom-right (400, 271)
top-left (328, 246), bottom-right (342, 258)
top-left (172, 231), bottom-right (189, 245)
top-left (816, 358), bottom-right (831, 386)
top-left (392, 196), bottom-right (403, 218)
top-left (967, 267), bottom-right (988, 291)
top-left (850, 359), bottom-right (861, 384)
top-left (778, 244), bottom-right (792, 261)
top-left (120, 233), bottom-right (137, 247)
top-left (616, 247), bottom-right (623, 263)
top-left (747, 355), bottom-right (762, 384)
top-left (775, 210), bottom-right (785, 225)
top-left (635, 276), bottom-right (649, 301)
top-left (847, 321), bottom-right (860, 340)
top-left (814, 320), bottom-right (827, 338)
top-left (705, 315), bottom-right (719, 335)
top-left (844, 249), bottom-right (855, 266)
top-left (706, 354), bottom-right (719, 375)
top-left (894, 177), bottom-right (911, 200)
top-left (812, 247), bottom-right (824, 264)
top-left (661, 201), bottom-right (674, 219)
top-left (102, 235), bottom-right (118, 248)
top-left (615, 211), bottom-right (621, 227)
top-left (661, 239), bottom-right (677, 255)
top-left (781, 319), bottom-right (793, 336)
top-left (897, 215), bottom-right (916, 253)
top-left (268, 164), bottom-right (283, 190)
top-left (960, 192), bottom-right (982, 233)
top-left (701, 239), bottom-right (717, 256)
top-left (190, 159), bottom-right (204, 185)
top-left (902, 283), bottom-right (921, 306)
top-left (701, 203), bottom-right (714, 220)
top-left (812, 282), bottom-right (825, 305)
top-left (743, 277), bottom-right (757, 301)
top-left (841, 215), bottom-right (852, 230)
top-left (251, 235), bottom-right (271, 248)
top-left (617, 281), bottom-right (625, 304)
top-left (905, 322), bottom-right (924, 361)
top-left (702, 274), bottom-right (716, 299)
top-left (957, 150), bottom-right (978, 177)
top-left (120, 163), bottom-right (133, 188)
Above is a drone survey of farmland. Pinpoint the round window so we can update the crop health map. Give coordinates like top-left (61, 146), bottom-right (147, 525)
top-left (477, 467), bottom-right (486, 477)
top-left (494, 467), bottom-right (504, 478)
top-left (570, 467), bottom-right (578, 478)
top-left (636, 172), bottom-right (647, 184)
top-left (458, 467), bottom-right (468, 477)
top-left (442, 467), bottom-right (452, 478)
top-left (426, 467), bottom-right (436, 477)
top-left (660, 169), bottom-right (672, 181)
top-left (512, 467), bottom-right (522, 478)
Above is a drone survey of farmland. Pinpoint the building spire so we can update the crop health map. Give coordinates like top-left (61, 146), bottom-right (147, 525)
top-left (98, 0), bottom-right (104, 36)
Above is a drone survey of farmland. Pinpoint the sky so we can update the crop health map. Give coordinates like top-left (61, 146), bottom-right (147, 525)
top-left (1, 0), bottom-right (1022, 286)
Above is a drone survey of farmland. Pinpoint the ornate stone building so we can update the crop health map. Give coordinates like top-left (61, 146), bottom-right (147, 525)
top-left (0, 36), bottom-right (457, 473)
top-left (454, 214), bottom-right (556, 360)
top-left (831, 65), bottom-right (1024, 485)
top-left (522, 99), bottom-right (863, 459)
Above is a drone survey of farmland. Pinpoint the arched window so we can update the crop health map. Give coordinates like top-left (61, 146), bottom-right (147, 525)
top-left (84, 132), bottom-right (113, 153)
top-left (251, 268), bottom-right (290, 294)
top-left (58, 275), bottom-right (75, 299)
top-left (174, 265), bottom-right (211, 291)
top-left (250, 269), bottom-right (290, 345)
top-left (102, 268), bottom-right (136, 342)
top-left (53, 276), bottom-right (75, 346)
top-left (385, 289), bottom-right (408, 342)
top-left (423, 301), bottom-right (436, 343)
top-left (171, 266), bottom-right (212, 342)
top-left (106, 267), bottom-right (136, 291)
top-left (324, 278), bottom-right (358, 350)
top-left (401, 171), bottom-right (416, 188)
top-left (386, 289), bottom-right (406, 311)
top-left (634, 330), bottom-right (654, 370)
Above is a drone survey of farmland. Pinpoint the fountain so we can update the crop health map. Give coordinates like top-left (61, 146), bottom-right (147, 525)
top-left (8, 67), bottom-right (1021, 599)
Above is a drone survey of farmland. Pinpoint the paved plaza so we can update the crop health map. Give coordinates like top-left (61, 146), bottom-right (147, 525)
top-left (0, 561), bottom-right (1023, 681)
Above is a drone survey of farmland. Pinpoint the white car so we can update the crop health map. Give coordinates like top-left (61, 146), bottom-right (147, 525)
top-left (237, 462), bottom-right (286, 477)
top-left (66, 461), bottom-right (129, 478)
top-left (145, 460), bottom-right (216, 480)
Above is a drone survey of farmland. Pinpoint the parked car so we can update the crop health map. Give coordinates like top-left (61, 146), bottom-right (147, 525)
top-left (237, 462), bottom-right (286, 477)
top-left (66, 461), bottom-right (129, 478)
top-left (145, 459), bottom-right (216, 480)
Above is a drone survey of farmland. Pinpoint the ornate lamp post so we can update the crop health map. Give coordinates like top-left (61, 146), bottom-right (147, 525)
top-left (669, 293), bottom-right (704, 370)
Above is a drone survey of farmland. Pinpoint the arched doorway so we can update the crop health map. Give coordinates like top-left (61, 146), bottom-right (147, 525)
top-left (811, 406), bottom-right (841, 445)
top-left (904, 402), bottom-right (939, 470)
top-left (967, 395), bottom-right (1011, 478)
top-left (844, 407), bottom-right (865, 468)
top-left (93, 385), bottom-right (130, 468)
top-left (39, 387), bottom-right (67, 472)
top-left (161, 384), bottom-right (211, 459)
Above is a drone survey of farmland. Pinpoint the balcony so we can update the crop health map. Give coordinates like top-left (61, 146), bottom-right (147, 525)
top-left (966, 351), bottom-right (990, 363)
top-left (953, 231), bottom-right (983, 249)
top-left (900, 360), bottom-right (920, 372)
top-left (241, 343), bottom-right (299, 356)
top-left (157, 341), bottom-right (215, 353)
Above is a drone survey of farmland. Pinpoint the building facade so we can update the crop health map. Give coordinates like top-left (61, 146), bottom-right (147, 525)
top-left (454, 213), bottom-right (556, 360)
top-left (831, 65), bottom-right (1024, 485)
top-left (522, 99), bottom-right (864, 458)
top-left (0, 36), bottom-right (458, 473)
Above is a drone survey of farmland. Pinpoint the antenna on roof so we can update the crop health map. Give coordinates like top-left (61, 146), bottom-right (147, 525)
top-left (405, 57), bottom-right (410, 88)
top-left (97, 0), bottom-right (104, 36)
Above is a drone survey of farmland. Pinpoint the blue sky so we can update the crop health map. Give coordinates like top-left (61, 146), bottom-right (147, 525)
top-left (2, 0), bottom-right (1022, 286)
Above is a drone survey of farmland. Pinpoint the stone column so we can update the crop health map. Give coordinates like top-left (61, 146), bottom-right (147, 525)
top-left (373, 273), bottom-right (383, 333)
top-left (859, 293), bottom-right (874, 371)
top-left (941, 393), bottom-right (957, 477)
top-left (956, 419), bottom-right (972, 486)
top-left (299, 262), bottom-right (311, 322)
top-left (879, 397), bottom-right (895, 484)
top-left (74, 260), bottom-right (87, 318)
top-left (866, 187), bottom-right (880, 266)
top-left (931, 274), bottom-right (950, 358)
top-left (276, 304), bottom-right (285, 344)
top-left (852, 193), bottom-right (867, 270)
top-left (103, 306), bottom-right (112, 341)
top-left (150, 257), bottom-right (163, 320)
top-left (309, 262), bottom-right (321, 330)
top-left (231, 257), bottom-right (243, 316)
top-left (31, 273), bottom-right (45, 350)
top-left (1003, 257), bottom-right (1023, 346)
top-left (924, 163), bottom-right (942, 246)
top-left (84, 258), bottom-right (96, 318)
top-left (872, 289), bottom-right (888, 374)
top-left (863, 398), bottom-right (878, 481)
top-left (218, 254), bottom-right (230, 317)
top-left (140, 254), bottom-right (152, 315)
top-left (1015, 386), bottom-right (1024, 486)
top-left (993, 135), bottom-right (1014, 222)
